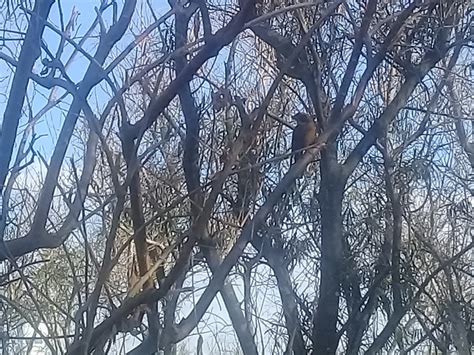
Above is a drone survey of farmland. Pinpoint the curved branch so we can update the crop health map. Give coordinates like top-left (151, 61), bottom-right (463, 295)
top-left (0, 0), bottom-right (55, 196)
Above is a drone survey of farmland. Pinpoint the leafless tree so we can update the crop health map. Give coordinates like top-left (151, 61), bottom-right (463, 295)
top-left (0, 0), bottom-right (472, 354)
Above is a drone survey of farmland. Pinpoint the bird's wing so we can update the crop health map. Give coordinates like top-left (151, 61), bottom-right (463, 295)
top-left (291, 126), bottom-right (301, 150)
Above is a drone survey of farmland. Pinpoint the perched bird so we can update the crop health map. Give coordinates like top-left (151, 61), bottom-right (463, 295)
top-left (291, 113), bottom-right (317, 164)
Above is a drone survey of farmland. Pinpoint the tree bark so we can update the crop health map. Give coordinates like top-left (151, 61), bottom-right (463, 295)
top-left (312, 143), bottom-right (345, 354)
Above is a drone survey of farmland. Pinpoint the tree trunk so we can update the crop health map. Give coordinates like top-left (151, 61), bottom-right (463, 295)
top-left (312, 145), bottom-right (344, 354)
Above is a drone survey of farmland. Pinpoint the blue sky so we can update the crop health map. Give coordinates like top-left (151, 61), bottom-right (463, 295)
top-left (0, 2), bottom-right (256, 351)
top-left (0, 0), bottom-right (171, 163)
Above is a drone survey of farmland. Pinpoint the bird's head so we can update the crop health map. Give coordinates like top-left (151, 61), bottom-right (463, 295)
top-left (292, 112), bottom-right (313, 124)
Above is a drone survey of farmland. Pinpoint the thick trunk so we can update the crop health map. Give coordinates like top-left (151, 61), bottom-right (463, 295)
top-left (312, 147), bottom-right (344, 354)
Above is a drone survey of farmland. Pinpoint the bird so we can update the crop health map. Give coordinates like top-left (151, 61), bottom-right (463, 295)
top-left (291, 112), bottom-right (317, 164)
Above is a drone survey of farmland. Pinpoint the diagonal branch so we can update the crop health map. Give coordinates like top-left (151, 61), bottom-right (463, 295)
top-left (342, 5), bottom-right (459, 179)
top-left (30, 0), bottom-right (138, 234)
top-left (365, 240), bottom-right (473, 354)
top-left (123, 0), bottom-right (257, 140)
top-left (0, 0), bottom-right (55, 195)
